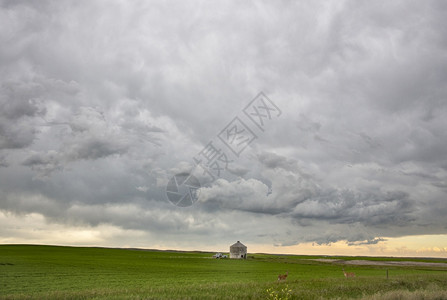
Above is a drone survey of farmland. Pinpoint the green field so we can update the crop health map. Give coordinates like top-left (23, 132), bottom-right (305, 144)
top-left (1, 245), bottom-right (447, 299)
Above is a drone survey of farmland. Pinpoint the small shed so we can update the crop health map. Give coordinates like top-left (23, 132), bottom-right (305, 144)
top-left (230, 241), bottom-right (247, 259)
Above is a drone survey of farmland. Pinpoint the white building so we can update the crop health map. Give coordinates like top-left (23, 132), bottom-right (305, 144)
top-left (230, 241), bottom-right (247, 259)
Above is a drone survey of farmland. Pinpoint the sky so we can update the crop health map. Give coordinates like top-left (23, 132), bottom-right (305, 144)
top-left (1, 0), bottom-right (447, 258)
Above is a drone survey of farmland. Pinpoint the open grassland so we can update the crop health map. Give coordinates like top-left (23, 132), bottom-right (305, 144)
top-left (1, 245), bottom-right (447, 299)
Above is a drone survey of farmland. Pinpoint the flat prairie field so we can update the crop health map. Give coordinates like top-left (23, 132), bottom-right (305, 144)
top-left (1, 245), bottom-right (447, 299)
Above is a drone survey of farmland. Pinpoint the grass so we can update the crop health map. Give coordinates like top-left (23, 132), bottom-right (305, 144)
top-left (1, 245), bottom-right (447, 299)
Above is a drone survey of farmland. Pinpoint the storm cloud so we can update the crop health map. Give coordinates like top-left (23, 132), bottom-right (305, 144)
top-left (1, 0), bottom-right (447, 251)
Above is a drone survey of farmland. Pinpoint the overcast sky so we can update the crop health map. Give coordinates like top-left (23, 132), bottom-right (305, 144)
top-left (1, 0), bottom-right (447, 256)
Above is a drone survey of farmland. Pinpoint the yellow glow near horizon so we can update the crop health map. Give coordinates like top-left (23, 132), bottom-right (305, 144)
top-left (1, 212), bottom-right (446, 258)
top-left (247, 235), bottom-right (447, 258)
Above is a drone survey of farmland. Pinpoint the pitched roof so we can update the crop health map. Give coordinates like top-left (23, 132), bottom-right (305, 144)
top-left (230, 241), bottom-right (247, 248)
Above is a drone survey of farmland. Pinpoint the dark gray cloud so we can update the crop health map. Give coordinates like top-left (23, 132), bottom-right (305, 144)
top-left (0, 81), bottom-right (46, 149)
top-left (1, 0), bottom-right (447, 250)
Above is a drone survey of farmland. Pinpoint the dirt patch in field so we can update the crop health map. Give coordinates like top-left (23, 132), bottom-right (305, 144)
top-left (313, 258), bottom-right (447, 268)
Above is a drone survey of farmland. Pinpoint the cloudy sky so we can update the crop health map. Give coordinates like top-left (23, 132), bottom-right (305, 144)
top-left (1, 0), bottom-right (447, 257)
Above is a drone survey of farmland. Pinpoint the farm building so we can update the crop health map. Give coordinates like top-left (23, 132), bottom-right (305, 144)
top-left (230, 241), bottom-right (247, 259)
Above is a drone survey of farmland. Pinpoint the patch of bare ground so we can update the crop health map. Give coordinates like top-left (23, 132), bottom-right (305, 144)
top-left (360, 288), bottom-right (447, 300)
top-left (313, 258), bottom-right (447, 268)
